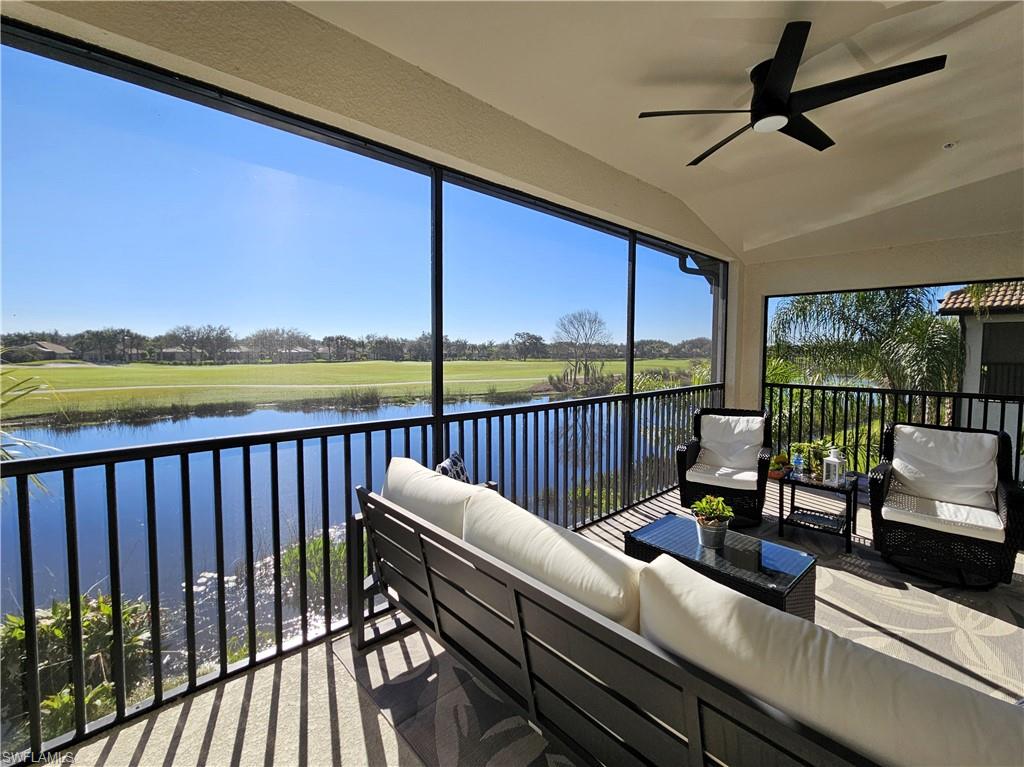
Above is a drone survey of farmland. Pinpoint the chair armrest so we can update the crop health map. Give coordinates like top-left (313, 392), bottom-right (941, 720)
top-left (480, 480), bottom-right (499, 493)
top-left (997, 480), bottom-right (1024, 551)
top-left (757, 447), bottom-right (772, 470)
top-left (868, 462), bottom-right (893, 512)
top-left (681, 439), bottom-right (701, 470)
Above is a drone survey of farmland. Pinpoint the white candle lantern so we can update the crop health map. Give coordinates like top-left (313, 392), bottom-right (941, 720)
top-left (823, 446), bottom-right (846, 487)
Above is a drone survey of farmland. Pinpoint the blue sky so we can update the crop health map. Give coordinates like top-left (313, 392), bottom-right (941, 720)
top-left (1, 45), bottom-right (713, 344)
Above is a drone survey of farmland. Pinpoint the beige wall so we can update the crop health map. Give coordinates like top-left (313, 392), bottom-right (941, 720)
top-left (727, 230), bottom-right (1024, 408)
top-left (5, 0), bottom-right (733, 260)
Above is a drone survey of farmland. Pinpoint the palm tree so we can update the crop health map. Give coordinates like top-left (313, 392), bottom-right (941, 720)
top-left (768, 287), bottom-right (963, 391)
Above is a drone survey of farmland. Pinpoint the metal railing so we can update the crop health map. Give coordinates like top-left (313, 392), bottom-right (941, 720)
top-left (0, 383), bottom-right (722, 758)
top-left (764, 382), bottom-right (1024, 482)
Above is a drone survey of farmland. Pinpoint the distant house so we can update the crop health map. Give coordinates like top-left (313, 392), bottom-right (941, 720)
top-left (938, 282), bottom-right (1024, 396)
top-left (14, 340), bottom-right (76, 361)
top-left (273, 347), bottom-right (314, 363)
top-left (223, 345), bottom-right (256, 363)
top-left (938, 282), bottom-right (1023, 463)
top-left (316, 345), bottom-right (331, 360)
top-left (159, 347), bottom-right (193, 362)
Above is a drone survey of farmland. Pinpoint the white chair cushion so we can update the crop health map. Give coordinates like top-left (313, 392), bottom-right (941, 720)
top-left (892, 425), bottom-right (998, 510)
top-left (686, 460), bottom-right (758, 491)
top-left (464, 490), bottom-right (643, 631)
top-left (639, 554), bottom-right (1024, 767)
top-left (381, 457), bottom-right (484, 538)
top-left (699, 415), bottom-right (764, 470)
top-left (882, 491), bottom-right (1004, 543)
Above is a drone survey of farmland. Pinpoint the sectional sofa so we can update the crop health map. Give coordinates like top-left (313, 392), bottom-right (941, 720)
top-left (350, 457), bottom-right (1023, 767)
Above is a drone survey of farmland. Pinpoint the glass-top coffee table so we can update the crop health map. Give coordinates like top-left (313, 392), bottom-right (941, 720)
top-left (625, 514), bottom-right (816, 621)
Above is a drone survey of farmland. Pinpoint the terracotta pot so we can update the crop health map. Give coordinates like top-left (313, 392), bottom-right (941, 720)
top-left (768, 468), bottom-right (787, 480)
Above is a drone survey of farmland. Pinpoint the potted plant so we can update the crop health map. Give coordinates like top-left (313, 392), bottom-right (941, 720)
top-left (691, 495), bottom-right (734, 548)
top-left (768, 452), bottom-right (789, 480)
top-left (790, 436), bottom-right (847, 479)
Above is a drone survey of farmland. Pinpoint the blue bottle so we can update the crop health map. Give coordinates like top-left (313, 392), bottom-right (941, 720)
top-left (792, 453), bottom-right (804, 477)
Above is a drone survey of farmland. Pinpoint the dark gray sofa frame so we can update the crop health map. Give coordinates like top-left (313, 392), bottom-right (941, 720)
top-left (351, 486), bottom-right (876, 767)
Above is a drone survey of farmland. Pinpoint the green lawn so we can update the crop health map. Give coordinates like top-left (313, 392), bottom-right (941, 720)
top-left (2, 358), bottom-right (702, 419)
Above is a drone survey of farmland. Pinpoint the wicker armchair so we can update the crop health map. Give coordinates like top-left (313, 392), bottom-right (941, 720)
top-left (869, 423), bottom-right (1022, 587)
top-left (677, 407), bottom-right (771, 529)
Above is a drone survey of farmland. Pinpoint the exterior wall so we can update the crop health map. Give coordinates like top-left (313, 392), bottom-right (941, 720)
top-left (962, 315), bottom-right (983, 394)
top-left (726, 230), bottom-right (1024, 408)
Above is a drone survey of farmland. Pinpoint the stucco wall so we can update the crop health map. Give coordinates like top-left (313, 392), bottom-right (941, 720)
top-left (728, 230), bottom-right (1024, 407)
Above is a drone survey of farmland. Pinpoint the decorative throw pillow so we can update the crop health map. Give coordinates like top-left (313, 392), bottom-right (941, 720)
top-left (435, 451), bottom-right (470, 483)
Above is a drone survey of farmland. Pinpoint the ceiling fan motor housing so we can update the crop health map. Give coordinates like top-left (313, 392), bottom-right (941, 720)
top-left (749, 59), bottom-right (789, 132)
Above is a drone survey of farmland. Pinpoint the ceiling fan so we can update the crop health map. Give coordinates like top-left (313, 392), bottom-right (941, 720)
top-left (639, 20), bottom-right (947, 166)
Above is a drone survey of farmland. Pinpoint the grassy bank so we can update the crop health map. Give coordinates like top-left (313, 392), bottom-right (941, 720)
top-left (1, 358), bottom-right (702, 423)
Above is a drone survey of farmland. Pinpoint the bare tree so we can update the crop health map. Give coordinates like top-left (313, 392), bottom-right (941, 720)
top-left (553, 310), bottom-right (610, 385)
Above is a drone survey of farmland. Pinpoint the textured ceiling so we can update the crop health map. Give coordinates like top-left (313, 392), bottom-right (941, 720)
top-left (299, 1), bottom-right (1024, 264)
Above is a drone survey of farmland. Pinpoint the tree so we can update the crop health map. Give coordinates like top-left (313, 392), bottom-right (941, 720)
top-left (553, 310), bottom-right (611, 385)
top-left (634, 339), bottom-right (672, 359)
top-left (405, 332), bottom-right (432, 362)
top-left (196, 325), bottom-right (234, 363)
top-left (167, 325), bottom-right (202, 363)
top-left (509, 332), bottom-right (546, 361)
top-left (322, 334), bottom-right (360, 361)
top-left (768, 288), bottom-right (963, 391)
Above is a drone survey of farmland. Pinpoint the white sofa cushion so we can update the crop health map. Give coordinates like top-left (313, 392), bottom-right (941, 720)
top-left (882, 491), bottom-right (1004, 543)
top-left (639, 554), bottom-right (1024, 767)
top-left (381, 457), bottom-right (484, 538)
top-left (699, 415), bottom-right (764, 470)
top-left (464, 490), bottom-right (644, 631)
top-left (686, 460), bottom-right (758, 491)
top-left (892, 424), bottom-right (998, 510)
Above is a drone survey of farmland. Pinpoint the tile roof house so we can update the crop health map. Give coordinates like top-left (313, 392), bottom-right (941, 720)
top-left (24, 340), bottom-right (75, 360)
top-left (938, 281), bottom-right (1024, 315)
top-left (939, 281), bottom-right (1024, 399)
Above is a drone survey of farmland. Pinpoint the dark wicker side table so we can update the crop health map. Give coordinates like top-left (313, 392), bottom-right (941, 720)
top-left (625, 514), bottom-right (817, 621)
top-left (778, 470), bottom-right (858, 553)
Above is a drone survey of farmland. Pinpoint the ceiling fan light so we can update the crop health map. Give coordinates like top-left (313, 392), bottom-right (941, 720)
top-left (753, 115), bottom-right (789, 133)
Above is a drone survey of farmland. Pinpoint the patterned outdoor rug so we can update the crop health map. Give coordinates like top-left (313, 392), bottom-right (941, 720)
top-left (338, 491), bottom-right (1023, 766)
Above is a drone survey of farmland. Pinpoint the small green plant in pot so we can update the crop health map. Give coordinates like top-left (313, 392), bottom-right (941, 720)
top-left (768, 452), bottom-right (789, 480)
top-left (691, 495), bottom-right (734, 548)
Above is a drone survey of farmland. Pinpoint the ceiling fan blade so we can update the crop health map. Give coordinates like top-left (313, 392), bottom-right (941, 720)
top-left (789, 55), bottom-right (947, 113)
top-left (639, 109), bottom-right (751, 118)
top-left (763, 20), bottom-right (812, 102)
top-left (687, 123), bottom-right (752, 166)
top-left (778, 114), bottom-right (835, 151)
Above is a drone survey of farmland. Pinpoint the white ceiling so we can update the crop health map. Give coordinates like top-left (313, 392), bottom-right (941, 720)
top-left (297, 1), bottom-right (1024, 264)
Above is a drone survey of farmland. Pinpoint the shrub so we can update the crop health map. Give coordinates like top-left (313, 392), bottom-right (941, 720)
top-left (1, 592), bottom-right (152, 746)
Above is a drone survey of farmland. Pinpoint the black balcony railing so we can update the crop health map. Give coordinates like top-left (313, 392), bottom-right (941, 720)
top-left (764, 382), bottom-right (1024, 482)
top-left (0, 383), bottom-right (722, 759)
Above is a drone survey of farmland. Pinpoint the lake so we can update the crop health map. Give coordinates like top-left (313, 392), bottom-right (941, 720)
top-left (1, 396), bottom-right (584, 616)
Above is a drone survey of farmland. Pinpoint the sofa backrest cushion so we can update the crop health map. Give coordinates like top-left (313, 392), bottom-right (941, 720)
top-left (381, 457), bottom-right (484, 538)
top-left (892, 425), bottom-right (998, 510)
top-left (699, 414), bottom-right (764, 469)
top-left (464, 490), bottom-right (644, 631)
top-left (639, 554), bottom-right (1023, 767)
